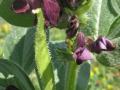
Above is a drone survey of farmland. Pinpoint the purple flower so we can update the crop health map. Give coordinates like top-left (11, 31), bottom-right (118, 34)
top-left (76, 32), bottom-right (85, 47)
top-left (73, 47), bottom-right (92, 64)
top-left (12, 0), bottom-right (40, 13)
top-left (42, 0), bottom-right (61, 26)
top-left (66, 16), bottom-right (79, 38)
top-left (12, 0), bottom-right (31, 13)
top-left (12, 0), bottom-right (61, 26)
top-left (92, 36), bottom-right (116, 53)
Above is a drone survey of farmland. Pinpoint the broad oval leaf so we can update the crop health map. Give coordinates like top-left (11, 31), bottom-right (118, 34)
top-left (110, 0), bottom-right (120, 15)
top-left (3, 27), bottom-right (35, 74)
top-left (0, 0), bottom-right (35, 27)
top-left (0, 60), bottom-right (35, 90)
top-left (82, 0), bottom-right (117, 37)
top-left (97, 37), bottom-right (120, 67)
top-left (107, 16), bottom-right (120, 39)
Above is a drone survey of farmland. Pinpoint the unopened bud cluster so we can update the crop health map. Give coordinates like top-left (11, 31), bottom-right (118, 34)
top-left (66, 15), bottom-right (79, 38)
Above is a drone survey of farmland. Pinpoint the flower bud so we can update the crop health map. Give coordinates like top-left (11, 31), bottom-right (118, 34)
top-left (43, 0), bottom-right (61, 26)
top-left (76, 32), bottom-right (85, 47)
top-left (91, 36), bottom-right (116, 53)
top-left (73, 47), bottom-right (92, 64)
top-left (66, 15), bottom-right (79, 38)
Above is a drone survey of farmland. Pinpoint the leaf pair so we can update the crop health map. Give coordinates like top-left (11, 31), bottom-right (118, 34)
top-left (0, 60), bottom-right (35, 90)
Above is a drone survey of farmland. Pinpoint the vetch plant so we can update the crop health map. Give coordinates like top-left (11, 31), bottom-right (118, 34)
top-left (0, 0), bottom-right (120, 90)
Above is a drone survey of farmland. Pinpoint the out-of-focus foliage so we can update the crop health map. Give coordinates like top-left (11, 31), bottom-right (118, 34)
top-left (0, 18), bottom-right (11, 58)
top-left (88, 61), bottom-right (120, 90)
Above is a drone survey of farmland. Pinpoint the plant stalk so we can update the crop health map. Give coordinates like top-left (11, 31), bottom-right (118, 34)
top-left (64, 61), bottom-right (78, 90)
top-left (34, 9), bottom-right (55, 90)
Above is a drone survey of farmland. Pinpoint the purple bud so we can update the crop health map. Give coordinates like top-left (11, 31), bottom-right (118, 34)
top-left (76, 32), bottom-right (85, 47)
top-left (73, 47), bottom-right (92, 64)
top-left (92, 36), bottom-right (116, 53)
top-left (12, 0), bottom-right (41, 13)
top-left (42, 0), bottom-right (61, 26)
top-left (66, 16), bottom-right (79, 38)
top-left (12, 0), bottom-right (30, 13)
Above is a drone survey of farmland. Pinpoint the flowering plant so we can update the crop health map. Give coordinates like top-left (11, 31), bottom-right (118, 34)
top-left (0, 0), bottom-right (120, 90)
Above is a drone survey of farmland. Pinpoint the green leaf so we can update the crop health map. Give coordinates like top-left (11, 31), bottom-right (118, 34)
top-left (0, 60), bottom-right (35, 90)
top-left (52, 60), bottom-right (68, 90)
top-left (110, 0), bottom-right (120, 15)
top-left (97, 37), bottom-right (120, 67)
top-left (0, 0), bottom-right (35, 27)
top-left (107, 16), bottom-right (120, 39)
top-left (49, 41), bottom-right (73, 90)
top-left (50, 41), bottom-right (72, 62)
top-left (82, 0), bottom-right (117, 37)
top-left (0, 86), bottom-right (5, 90)
top-left (35, 9), bottom-right (55, 90)
top-left (60, 62), bottom-right (90, 90)
top-left (3, 27), bottom-right (27, 59)
top-left (76, 62), bottom-right (90, 90)
top-left (3, 27), bottom-right (35, 74)
top-left (64, 62), bottom-right (78, 90)
top-left (75, 0), bottom-right (93, 15)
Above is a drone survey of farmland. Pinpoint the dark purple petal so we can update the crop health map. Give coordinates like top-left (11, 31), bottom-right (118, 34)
top-left (43, 0), bottom-right (61, 26)
top-left (66, 0), bottom-right (78, 7)
top-left (98, 41), bottom-right (107, 50)
top-left (73, 47), bottom-right (92, 64)
top-left (76, 32), bottom-right (85, 47)
top-left (12, 0), bottom-right (30, 13)
top-left (27, 0), bottom-right (41, 9)
top-left (91, 36), bottom-right (116, 53)
top-left (104, 38), bottom-right (116, 51)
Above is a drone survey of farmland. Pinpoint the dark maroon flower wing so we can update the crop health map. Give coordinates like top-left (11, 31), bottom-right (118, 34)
top-left (12, 0), bottom-right (30, 13)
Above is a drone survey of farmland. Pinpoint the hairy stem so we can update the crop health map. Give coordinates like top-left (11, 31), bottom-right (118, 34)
top-left (64, 62), bottom-right (78, 90)
top-left (34, 9), bottom-right (55, 90)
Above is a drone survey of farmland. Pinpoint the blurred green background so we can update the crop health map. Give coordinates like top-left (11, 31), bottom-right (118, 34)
top-left (0, 17), bottom-right (120, 90)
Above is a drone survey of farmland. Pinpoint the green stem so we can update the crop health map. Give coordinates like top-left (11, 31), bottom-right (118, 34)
top-left (34, 9), bottom-right (55, 90)
top-left (64, 62), bottom-right (78, 90)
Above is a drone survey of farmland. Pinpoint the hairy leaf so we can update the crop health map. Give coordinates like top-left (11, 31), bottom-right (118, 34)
top-left (3, 27), bottom-right (35, 74)
top-left (76, 62), bottom-right (90, 90)
top-left (35, 9), bottom-right (55, 90)
top-left (107, 16), bottom-right (120, 39)
top-left (0, 60), bottom-right (35, 90)
top-left (82, 0), bottom-right (117, 37)
top-left (50, 41), bottom-right (72, 62)
top-left (110, 0), bottom-right (120, 15)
